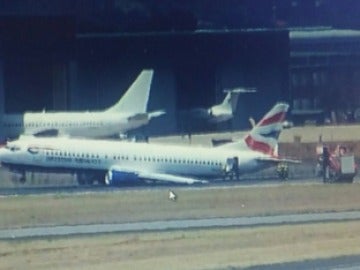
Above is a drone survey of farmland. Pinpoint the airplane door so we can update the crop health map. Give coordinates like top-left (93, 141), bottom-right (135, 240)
top-left (233, 156), bottom-right (239, 181)
top-left (225, 157), bottom-right (239, 181)
top-left (27, 147), bottom-right (44, 163)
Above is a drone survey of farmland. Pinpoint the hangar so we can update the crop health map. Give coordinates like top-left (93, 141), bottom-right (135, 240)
top-left (0, 16), bottom-right (289, 136)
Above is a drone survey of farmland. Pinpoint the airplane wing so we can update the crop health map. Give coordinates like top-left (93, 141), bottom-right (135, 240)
top-left (138, 171), bottom-right (208, 184)
top-left (255, 156), bottom-right (301, 164)
top-left (106, 165), bottom-right (208, 185)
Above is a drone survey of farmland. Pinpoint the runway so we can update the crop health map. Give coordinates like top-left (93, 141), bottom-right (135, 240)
top-left (2, 210), bottom-right (360, 239)
top-left (244, 255), bottom-right (360, 270)
top-left (0, 177), bottom-right (326, 196)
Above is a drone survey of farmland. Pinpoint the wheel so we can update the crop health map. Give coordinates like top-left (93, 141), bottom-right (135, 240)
top-left (10, 171), bottom-right (26, 184)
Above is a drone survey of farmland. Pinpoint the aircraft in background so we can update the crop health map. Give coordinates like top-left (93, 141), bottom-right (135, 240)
top-left (0, 102), bottom-right (299, 185)
top-left (1, 69), bottom-right (164, 140)
top-left (186, 88), bottom-right (256, 124)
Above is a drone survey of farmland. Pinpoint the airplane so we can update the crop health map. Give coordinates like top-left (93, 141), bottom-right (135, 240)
top-left (1, 69), bottom-right (164, 140)
top-left (0, 102), bottom-right (299, 185)
top-left (185, 88), bottom-right (256, 124)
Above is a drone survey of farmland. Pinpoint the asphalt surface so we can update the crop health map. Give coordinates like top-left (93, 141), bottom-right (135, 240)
top-left (1, 210), bottom-right (360, 240)
top-left (0, 176), bottom-right (327, 196)
top-left (244, 255), bottom-right (360, 270)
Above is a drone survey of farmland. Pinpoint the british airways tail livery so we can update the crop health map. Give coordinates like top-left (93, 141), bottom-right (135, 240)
top-left (1, 69), bottom-right (164, 140)
top-left (0, 103), bottom-right (298, 186)
top-left (219, 102), bottom-right (288, 156)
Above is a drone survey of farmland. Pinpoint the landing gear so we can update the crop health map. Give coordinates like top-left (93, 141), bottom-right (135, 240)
top-left (76, 173), bottom-right (93, 185)
top-left (76, 172), bottom-right (105, 186)
top-left (276, 163), bottom-right (289, 181)
top-left (10, 170), bottom-right (26, 184)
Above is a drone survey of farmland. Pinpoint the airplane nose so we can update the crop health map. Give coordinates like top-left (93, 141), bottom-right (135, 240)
top-left (0, 148), bottom-right (9, 165)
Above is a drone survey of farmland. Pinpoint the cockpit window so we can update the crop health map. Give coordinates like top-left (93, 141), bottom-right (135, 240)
top-left (5, 145), bottom-right (21, 152)
top-left (27, 147), bottom-right (39, 154)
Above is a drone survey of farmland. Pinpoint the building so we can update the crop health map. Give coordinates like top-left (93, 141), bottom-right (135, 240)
top-left (290, 28), bottom-right (360, 124)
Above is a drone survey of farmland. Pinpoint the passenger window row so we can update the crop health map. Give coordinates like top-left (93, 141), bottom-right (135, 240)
top-left (44, 150), bottom-right (100, 159)
top-left (4, 122), bottom-right (104, 128)
top-left (128, 155), bottom-right (222, 166)
top-left (38, 149), bottom-right (223, 167)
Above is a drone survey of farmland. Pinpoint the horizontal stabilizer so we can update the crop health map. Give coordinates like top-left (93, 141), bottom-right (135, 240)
top-left (223, 87), bottom-right (257, 93)
top-left (127, 110), bottom-right (165, 122)
top-left (148, 110), bottom-right (166, 119)
top-left (127, 113), bottom-right (149, 122)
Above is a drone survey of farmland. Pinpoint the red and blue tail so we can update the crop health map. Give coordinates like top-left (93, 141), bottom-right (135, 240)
top-left (220, 103), bottom-right (289, 156)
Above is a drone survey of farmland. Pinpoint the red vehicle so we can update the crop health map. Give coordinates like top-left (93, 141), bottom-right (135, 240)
top-left (316, 144), bottom-right (358, 183)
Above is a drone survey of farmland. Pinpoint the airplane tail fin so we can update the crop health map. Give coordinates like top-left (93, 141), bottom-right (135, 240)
top-left (216, 91), bottom-right (237, 113)
top-left (220, 88), bottom-right (256, 113)
top-left (219, 103), bottom-right (289, 156)
top-left (105, 69), bottom-right (154, 114)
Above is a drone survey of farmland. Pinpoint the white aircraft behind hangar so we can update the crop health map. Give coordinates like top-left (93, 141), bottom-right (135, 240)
top-left (1, 69), bottom-right (164, 140)
top-left (0, 102), bottom-right (299, 185)
top-left (186, 88), bottom-right (256, 124)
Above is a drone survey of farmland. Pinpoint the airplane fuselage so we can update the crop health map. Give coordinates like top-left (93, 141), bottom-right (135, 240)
top-left (2, 112), bottom-right (150, 139)
top-left (0, 137), bottom-right (268, 182)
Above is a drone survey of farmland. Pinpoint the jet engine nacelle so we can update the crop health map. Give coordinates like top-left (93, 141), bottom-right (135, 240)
top-left (105, 167), bottom-right (141, 185)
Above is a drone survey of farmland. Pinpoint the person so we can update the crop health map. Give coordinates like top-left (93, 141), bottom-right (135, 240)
top-left (168, 190), bottom-right (177, 201)
top-left (276, 163), bottom-right (288, 180)
top-left (339, 145), bottom-right (347, 156)
top-left (322, 146), bottom-right (330, 182)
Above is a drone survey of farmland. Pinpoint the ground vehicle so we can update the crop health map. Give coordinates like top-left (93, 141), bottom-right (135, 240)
top-left (315, 144), bottom-right (357, 183)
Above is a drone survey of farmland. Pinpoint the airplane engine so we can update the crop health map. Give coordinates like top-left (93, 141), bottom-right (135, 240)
top-left (105, 167), bottom-right (141, 185)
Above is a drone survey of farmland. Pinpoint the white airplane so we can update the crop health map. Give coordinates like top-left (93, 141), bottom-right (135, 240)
top-left (187, 88), bottom-right (256, 123)
top-left (1, 69), bottom-right (164, 140)
top-left (0, 102), bottom-right (299, 185)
